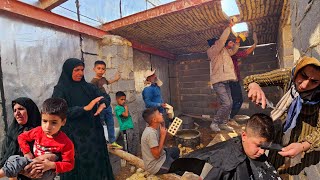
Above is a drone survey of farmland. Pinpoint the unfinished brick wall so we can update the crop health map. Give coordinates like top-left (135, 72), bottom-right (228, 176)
top-left (175, 44), bottom-right (282, 117)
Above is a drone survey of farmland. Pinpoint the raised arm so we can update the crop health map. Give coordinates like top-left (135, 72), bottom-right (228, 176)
top-left (107, 72), bottom-right (121, 84)
top-left (150, 125), bottom-right (166, 159)
top-left (245, 32), bottom-right (258, 55)
top-left (227, 37), bottom-right (240, 56)
top-left (243, 68), bottom-right (292, 108)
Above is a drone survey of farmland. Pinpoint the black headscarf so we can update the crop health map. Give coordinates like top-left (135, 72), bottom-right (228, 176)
top-left (0, 97), bottom-right (41, 167)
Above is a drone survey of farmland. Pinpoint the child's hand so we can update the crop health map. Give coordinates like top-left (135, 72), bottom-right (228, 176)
top-left (161, 103), bottom-right (167, 108)
top-left (94, 103), bottom-right (106, 116)
top-left (159, 124), bottom-right (167, 138)
top-left (84, 96), bottom-right (103, 111)
top-left (24, 152), bottom-right (34, 159)
top-left (114, 72), bottom-right (121, 81)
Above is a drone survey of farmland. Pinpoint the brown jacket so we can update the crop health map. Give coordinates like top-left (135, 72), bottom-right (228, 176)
top-left (207, 27), bottom-right (239, 85)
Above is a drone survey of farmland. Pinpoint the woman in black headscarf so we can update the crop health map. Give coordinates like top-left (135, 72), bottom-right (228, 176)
top-left (0, 97), bottom-right (41, 180)
top-left (52, 58), bottom-right (114, 180)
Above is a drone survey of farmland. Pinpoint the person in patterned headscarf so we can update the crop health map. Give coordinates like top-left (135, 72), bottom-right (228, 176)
top-left (244, 56), bottom-right (320, 179)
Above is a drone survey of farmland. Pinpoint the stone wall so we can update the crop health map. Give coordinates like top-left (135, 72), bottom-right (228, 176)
top-left (175, 44), bottom-right (282, 117)
top-left (290, 0), bottom-right (320, 62)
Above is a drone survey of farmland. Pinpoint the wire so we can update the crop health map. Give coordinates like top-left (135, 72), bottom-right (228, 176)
top-left (58, 5), bottom-right (102, 24)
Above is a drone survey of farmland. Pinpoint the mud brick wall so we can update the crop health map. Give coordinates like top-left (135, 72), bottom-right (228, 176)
top-left (175, 44), bottom-right (282, 117)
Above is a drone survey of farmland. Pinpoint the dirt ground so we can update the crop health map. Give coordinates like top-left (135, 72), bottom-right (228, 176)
top-left (115, 119), bottom-right (244, 180)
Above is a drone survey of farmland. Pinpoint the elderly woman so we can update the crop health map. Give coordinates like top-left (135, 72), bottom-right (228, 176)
top-left (0, 97), bottom-right (41, 180)
top-left (243, 56), bottom-right (320, 178)
top-left (52, 58), bottom-right (114, 180)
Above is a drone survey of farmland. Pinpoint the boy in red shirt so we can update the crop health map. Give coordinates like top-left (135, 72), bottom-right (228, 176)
top-left (0, 98), bottom-right (74, 180)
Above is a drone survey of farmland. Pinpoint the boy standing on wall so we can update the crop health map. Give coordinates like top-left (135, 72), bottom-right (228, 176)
top-left (91, 60), bottom-right (122, 148)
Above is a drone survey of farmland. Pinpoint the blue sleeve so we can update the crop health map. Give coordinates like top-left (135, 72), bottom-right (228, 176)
top-left (142, 87), bottom-right (161, 108)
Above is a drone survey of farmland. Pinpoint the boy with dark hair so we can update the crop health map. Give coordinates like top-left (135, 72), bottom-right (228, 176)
top-left (114, 91), bottom-right (136, 155)
top-left (0, 98), bottom-right (74, 180)
top-left (91, 60), bottom-right (122, 148)
top-left (186, 113), bottom-right (281, 180)
top-left (141, 108), bottom-right (180, 175)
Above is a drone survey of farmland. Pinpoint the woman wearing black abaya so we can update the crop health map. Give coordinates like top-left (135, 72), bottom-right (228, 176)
top-left (52, 58), bottom-right (114, 180)
top-left (0, 97), bottom-right (41, 180)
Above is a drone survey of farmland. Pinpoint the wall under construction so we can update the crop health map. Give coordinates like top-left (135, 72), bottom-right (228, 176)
top-left (173, 44), bottom-right (282, 118)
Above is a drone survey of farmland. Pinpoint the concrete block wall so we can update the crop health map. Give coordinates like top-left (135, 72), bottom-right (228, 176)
top-left (290, 0), bottom-right (320, 62)
top-left (175, 44), bottom-right (282, 117)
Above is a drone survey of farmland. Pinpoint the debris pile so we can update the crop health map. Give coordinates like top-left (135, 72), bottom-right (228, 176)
top-left (126, 168), bottom-right (160, 180)
top-left (178, 143), bottom-right (204, 156)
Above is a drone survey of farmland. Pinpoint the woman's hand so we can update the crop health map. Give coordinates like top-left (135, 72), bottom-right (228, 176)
top-left (22, 158), bottom-right (44, 178)
top-left (84, 96), bottom-right (103, 111)
top-left (247, 82), bottom-right (266, 109)
top-left (20, 169), bottom-right (43, 179)
top-left (278, 143), bottom-right (307, 158)
top-left (31, 159), bottom-right (55, 172)
top-left (94, 103), bottom-right (106, 116)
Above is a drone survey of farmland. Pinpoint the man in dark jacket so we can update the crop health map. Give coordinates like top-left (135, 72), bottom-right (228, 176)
top-left (186, 113), bottom-right (281, 180)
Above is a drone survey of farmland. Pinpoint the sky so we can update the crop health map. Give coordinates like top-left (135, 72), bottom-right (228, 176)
top-left (20, 0), bottom-right (247, 32)
top-left (20, 0), bottom-right (175, 26)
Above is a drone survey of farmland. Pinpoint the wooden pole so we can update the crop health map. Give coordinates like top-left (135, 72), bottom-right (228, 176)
top-left (108, 148), bottom-right (182, 179)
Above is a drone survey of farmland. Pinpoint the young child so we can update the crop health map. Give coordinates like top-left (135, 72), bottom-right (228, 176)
top-left (91, 60), bottom-right (122, 148)
top-left (141, 108), bottom-right (180, 175)
top-left (186, 113), bottom-right (281, 179)
top-left (0, 97), bottom-right (74, 180)
top-left (114, 91), bottom-right (136, 155)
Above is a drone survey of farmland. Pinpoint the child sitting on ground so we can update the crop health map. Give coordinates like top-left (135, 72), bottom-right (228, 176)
top-left (186, 113), bottom-right (281, 179)
top-left (114, 91), bottom-right (136, 154)
top-left (0, 98), bottom-right (74, 180)
top-left (141, 108), bottom-right (180, 175)
top-left (91, 60), bottom-right (122, 148)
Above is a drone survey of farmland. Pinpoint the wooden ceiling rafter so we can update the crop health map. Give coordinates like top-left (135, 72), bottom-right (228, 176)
top-left (37, 0), bottom-right (68, 11)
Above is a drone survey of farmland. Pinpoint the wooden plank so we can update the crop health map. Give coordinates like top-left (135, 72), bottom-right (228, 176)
top-left (38, 0), bottom-right (67, 10)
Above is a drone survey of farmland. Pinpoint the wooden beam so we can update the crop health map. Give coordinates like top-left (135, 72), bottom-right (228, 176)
top-left (108, 148), bottom-right (182, 179)
top-left (38, 0), bottom-right (68, 11)
top-left (0, 0), bottom-right (175, 60)
top-left (102, 0), bottom-right (218, 31)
